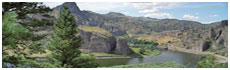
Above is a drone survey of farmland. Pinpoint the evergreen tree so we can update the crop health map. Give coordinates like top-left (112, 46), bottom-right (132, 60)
top-left (2, 2), bottom-right (51, 19)
top-left (46, 5), bottom-right (97, 68)
top-left (2, 12), bottom-right (30, 67)
top-left (2, 12), bottom-right (50, 68)
top-left (2, 2), bottom-right (53, 68)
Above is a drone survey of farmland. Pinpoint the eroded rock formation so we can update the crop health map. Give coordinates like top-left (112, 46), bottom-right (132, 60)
top-left (79, 30), bottom-right (133, 55)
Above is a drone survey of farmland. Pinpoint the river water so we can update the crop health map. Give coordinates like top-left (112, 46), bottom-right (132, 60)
top-left (96, 50), bottom-right (203, 68)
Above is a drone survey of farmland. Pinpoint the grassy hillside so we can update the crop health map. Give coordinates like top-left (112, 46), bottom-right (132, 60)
top-left (79, 25), bottom-right (112, 37)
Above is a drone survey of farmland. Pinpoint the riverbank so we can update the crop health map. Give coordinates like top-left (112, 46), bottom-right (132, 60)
top-left (96, 56), bottom-right (131, 59)
top-left (82, 47), bottom-right (161, 59)
top-left (167, 47), bottom-right (228, 63)
top-left (102, 62), bottom-right (184, 68)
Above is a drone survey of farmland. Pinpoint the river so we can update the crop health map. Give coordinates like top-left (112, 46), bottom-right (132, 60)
top-left (96, 50), bottom-right (203, 68)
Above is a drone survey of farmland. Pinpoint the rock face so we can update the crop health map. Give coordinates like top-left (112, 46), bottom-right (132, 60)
top-left (79, 30), bottom-right (133, 55)
top-left (55, 2), bottom-right (81, 14)
top-left (115, 39), bottom-right (134, 55)
top-left (166, 20), bottom-right (228, 55)
top-left (211, 20), bottom-right (228, 49)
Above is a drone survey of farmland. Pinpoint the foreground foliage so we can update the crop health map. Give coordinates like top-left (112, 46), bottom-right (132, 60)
top-left (2, 12), bottom-right (45, 68)
top-left (196, 55), bottom-right (228, 68)
top-left (104, 62), bottom-right (184, 68)
top-left (2, 2), bottom-right (53, 68)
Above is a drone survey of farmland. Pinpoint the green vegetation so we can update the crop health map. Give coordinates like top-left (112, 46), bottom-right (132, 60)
top-left (130, 48), bottom-right (161, 56)
top-left (46, 5), bottom-right (98, 68)
top-left (207, 44), bottom-right (227, 56)
top-left (104, 62), bottom-right (184, 68)
top-left (79, 26), bottom-right (112, 37)
top-left (2, 2), bottom-right (51, 19)
top-left (196, 55), bottom-right (228, 68)
top-left (168, 41), bottom-right (172, 43)
top-left (2, 2), bottom-right (52, 68)
top-left (124, 36), bottom-right (158, 45)
top-left (217, 45), bottom-right (226, 50)
top-left (82, 52), bottom-right (124, 57)
top-left (123, 36), bottom-right (159, 51)
top-left (139, 48), bottom-right (145, 54)
top-left (80, 47), bottom-right (161, 58)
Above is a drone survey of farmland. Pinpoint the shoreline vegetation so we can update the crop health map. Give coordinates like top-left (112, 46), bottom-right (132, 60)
top-left (81, 47), bottom-right (162, 59)
top-left (102, 62), bottom-right (185, 68)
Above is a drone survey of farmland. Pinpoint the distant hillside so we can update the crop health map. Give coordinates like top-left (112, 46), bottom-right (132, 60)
top-left (52, 2), bottom-right (217, 36)
top-left (50, 2), bottom-right (227, 55)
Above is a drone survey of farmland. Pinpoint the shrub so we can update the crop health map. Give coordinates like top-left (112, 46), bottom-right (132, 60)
top-left (139, 48), bottom-right (146, 54)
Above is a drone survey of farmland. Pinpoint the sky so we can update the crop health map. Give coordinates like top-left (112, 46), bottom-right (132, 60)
top-left (43, 2), bottom-right (228, 24)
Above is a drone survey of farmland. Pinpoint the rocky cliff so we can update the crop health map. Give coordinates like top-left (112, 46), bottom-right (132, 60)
top-left (79, 27), bottom-right (133, 55)
top-left (160, 20), bottom-right (228, 56)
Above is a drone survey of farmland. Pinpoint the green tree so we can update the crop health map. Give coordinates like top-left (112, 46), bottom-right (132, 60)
top-left (3, 2), bottom-right (53, 33)
top-left (139, 48), bottom-right (146, 54)
top-left (2, 2), bottom-right (53, 68)
top-left (46, 5), bottom-right (98, 68)
top-left (150, 42), bottom-right (159, 51)
top-left (2, 12), bottom-right (32, 67)
top-left (2, 2), bottom-right (51, 19)
top-left (2, 12), bottom-right (49, 68)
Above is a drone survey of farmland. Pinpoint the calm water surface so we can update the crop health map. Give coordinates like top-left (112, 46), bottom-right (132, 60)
top-left (96, 50), bottom-right (203, 68)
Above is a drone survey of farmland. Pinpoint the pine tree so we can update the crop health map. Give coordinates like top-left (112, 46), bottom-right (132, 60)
top-left (46, 5), bottom-right (98, 68)
top-left (2, 2), bottom-right (51, 19)
top-left (2, 2), bottom-right (53, 68)
top-left (2, 11), bottom-right (54, 68)
top-left (2, 12), bottom-right (31, 67)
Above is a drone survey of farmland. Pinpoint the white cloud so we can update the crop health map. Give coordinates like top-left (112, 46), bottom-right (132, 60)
top-left (144, 13), bottom-right (173, 18)
top-left (124, 2), bottom-right (180, 9)
top-left (124, 2), bottom-right (179, 18)
top-left (210, 14), bottom-right (219, 17)
top-left (123, 11), bottom-right (129, 15)
top-left (183, 14), bottom-right (199, 20)
top-left (138, 8), bottom-right (158, 13)
top-left (77, 3), bottom-right (124, 11)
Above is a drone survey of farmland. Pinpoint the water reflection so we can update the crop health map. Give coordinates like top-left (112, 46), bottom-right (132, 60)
top-left (96, 50), bottom-right (202, 68)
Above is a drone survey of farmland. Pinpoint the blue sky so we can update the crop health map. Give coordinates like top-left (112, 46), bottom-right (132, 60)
top-left (44, 2), bottom-right (228, 24)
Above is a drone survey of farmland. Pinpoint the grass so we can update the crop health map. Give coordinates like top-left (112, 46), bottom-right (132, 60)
top-left (196, 54), bottom-right (228, 68)
top-left (130, 47), bottom-right (161, 56)
top-left (103, 62), bottom-right (184, 68)
top-left (78, 26), bottom-right (112, 37)
top-left (207, 45), bottom-right (227, 56)
top-left (80, 47), bottom-right (161, 58)
top-left (81, 52), bottom-right (124, 57)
